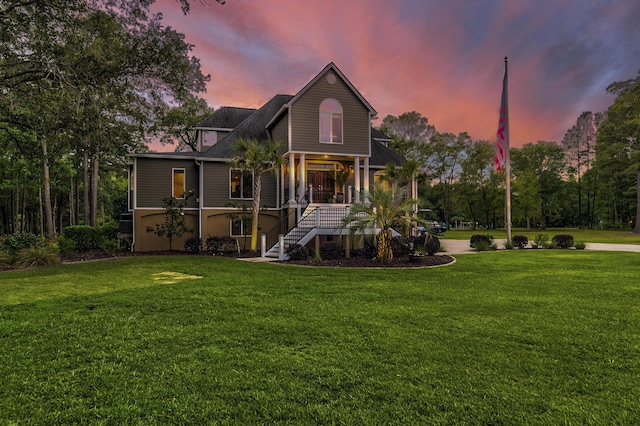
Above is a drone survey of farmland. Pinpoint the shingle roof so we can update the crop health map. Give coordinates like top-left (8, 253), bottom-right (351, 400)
top-left (370, 131), bottom-right (405, 167)
top-left (196, 106), bottom-right (256, 129)
top-left (201, 94), bottom-right (294, 159)
top-left (371, 127), bottom-right (391, 141)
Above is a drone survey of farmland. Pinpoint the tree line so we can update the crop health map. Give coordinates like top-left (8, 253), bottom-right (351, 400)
top-left (0, 0), bottom-right (216, 237)
top-left (378, 72), bottom-right (640, 233)
top-left (1, 0), bottom-right (638, 236)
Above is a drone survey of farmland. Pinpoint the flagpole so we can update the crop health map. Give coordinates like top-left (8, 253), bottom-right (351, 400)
top-left (504, 57), bottom-right (512, 243)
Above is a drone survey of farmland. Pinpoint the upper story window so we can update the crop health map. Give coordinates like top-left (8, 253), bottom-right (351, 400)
top-left (172, 168), bottom-right (186, 198)
top-left (230, 169), bottom-right (253, 199)
top-left (202, 130), bottom-right (217, 147)
top-left (319, 99), bottom-right (343, 144)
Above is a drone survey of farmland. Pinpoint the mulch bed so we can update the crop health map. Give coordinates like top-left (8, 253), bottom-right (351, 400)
top-left (279, 254), bottom-right (455, 268)
top-left (59, 250), bottom-right (455, 268)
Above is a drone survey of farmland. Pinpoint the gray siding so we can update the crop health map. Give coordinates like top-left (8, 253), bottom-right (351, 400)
top-left (202, 161), bottom-right (280, 208)
top-left (290, 74), bottom-right (370, 156)
top-left (270, 113), bottom-right (289, 155)
top-left (136, 158), bottom-right (199, 208)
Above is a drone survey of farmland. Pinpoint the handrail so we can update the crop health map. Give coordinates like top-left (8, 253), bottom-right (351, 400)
top-left (264, 208), bottom-right (297, 252)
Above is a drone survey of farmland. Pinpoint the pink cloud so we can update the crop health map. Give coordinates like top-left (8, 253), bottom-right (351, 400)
top-left (150, 0), bottom-right (638, 151)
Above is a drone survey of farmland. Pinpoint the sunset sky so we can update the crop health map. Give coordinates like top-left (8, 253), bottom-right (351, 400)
top-left (151, 0), bottom-right (640, 149)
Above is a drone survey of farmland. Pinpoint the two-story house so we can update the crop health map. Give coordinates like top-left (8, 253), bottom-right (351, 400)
top-left (126, 62), bottom-right (408, 255)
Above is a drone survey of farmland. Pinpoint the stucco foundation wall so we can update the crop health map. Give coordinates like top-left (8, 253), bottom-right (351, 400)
top-left (133, 209), bottom-right (199, 252)
top-left (201, 209), bottom-right (283, 240)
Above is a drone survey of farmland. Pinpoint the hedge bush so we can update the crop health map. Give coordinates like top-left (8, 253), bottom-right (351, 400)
top-left (184, 237), bottom-right (202, 253)
top-left (63, 225), bottom-right (101, 252)
top-left (205, 236), bottom-right (238, 254)
top-left (512, 235), bottom-right (529, 249)
top-left (552, 234), bottom-right (574, 249)
top-left (0, 250), bottom-right (12, 270)
top-left (390, 236), bottom-right (412, 256)
top-left (285, 243), bottom-right (309, 261)
top-left (412, 233), bottom-right (441, 255)
top-left (470, 234), bottom-right (493, 248)
top-left (99, 221), bottom-right (119, 241)
top-left (320, 241), bottom-right (344, 260)
top-left (2, 233), bottom-right (46, 256)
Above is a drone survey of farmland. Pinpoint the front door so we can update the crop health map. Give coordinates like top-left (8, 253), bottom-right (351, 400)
top-left (308, 170), bottom-right (335, 203)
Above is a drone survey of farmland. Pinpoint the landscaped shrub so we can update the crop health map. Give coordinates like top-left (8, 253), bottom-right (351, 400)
top-left (99, 221), bottom-right (119, 241)
top-left (56, 236), bottom-right (77, 255)
top-left (575, 241), bottom-right (586, 250)
top-left (320, 241), bottom-right (344, 260)
top-left (0, 250), bottom-right (12, 270)
top-left (552, 234), bottom-right (574, 249)
top-left (2, 233), bottom-right (46, 256)
top-left (99, 239), bottom-right (120, 255)
top-left (351, 240), bottom-right (376, 258)
top-left (184, 237), bottom-right (202, 253)
top-left (63, 225), bottom-right (101, 252)
top-left (391, 236), bottom-right (412, 256)
top-left (470, 234), bottom-right (493, 248)
top-left (412, 233), bottom-right (441, 255)
top-left (285, 243), bottom-right (309, 260)
top-left (470, 234), bottom-right (496, 251)
top-left (205, 236), bottom-right (237, 254)
top-left (512, 235), bottom-right (529, 249)
top-left (532, 234), bottom-right (550, 249)
top-left (14, 246), bottom-right (60, 269)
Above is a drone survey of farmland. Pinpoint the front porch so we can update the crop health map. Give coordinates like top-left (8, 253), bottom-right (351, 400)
top-left (281, 153), bottom-right (372, 208)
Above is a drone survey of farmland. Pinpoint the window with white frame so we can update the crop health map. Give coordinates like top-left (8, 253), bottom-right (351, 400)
top-left (230, 169), bottom-right (253, 199)
top-left (172, 168), bottom-right (186, 198)
top-left (319, 99), bottom-right (343, 144)
top-left (230, 217), bottom-right (252, 236)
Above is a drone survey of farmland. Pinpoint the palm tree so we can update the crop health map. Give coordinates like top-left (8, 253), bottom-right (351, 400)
top-left (341, 183), bottom-right (421, 263)
top-left (231, 138), bottom-right (284, 251)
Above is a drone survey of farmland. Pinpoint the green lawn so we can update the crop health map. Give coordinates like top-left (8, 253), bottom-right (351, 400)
top-left (1, 253), bottom-right (639, 424)
top-left (445, 227), bottom-right (640, 244)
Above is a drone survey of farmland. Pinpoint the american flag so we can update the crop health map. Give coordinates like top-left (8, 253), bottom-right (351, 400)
top-left (494, 60), bottom-right (508, 173)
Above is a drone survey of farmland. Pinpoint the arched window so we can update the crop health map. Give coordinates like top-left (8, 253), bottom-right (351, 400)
top-left (319, 99), bottom-right (343, 144)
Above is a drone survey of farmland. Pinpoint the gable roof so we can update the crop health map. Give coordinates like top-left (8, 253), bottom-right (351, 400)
top-left (200, 94), bottom-right (294, 159)
top-left (265, 62), bottom-right (377, 129)
top-left (196, 106), bottom-right (256, 130)
top-left (291, 62), bottom-right (376, 115)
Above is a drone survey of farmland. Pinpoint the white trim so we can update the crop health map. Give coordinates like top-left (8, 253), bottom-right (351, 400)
top-left (230, 217), bottom-right (252, 237)
top-left (319, 98), bottom-right (344, 145)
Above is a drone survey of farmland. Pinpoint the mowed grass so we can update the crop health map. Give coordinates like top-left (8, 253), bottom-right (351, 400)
top-left (445, 227), bottom-right (640, 244)
top-left (1, 253), bottom-right (639, 424)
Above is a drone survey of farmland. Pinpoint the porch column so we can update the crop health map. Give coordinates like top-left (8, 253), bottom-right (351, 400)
top-left (288, 153), bottom-right (295, 204)
top-left (298, 153), bottom-right (306, 201)
top-left (354, 156), bottom-right (361, 202)
top-left (363, 157), bottom-right (370, 193)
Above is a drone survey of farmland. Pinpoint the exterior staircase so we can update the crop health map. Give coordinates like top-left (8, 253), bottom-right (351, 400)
top-left (265, 205), bottom-right (352, 258)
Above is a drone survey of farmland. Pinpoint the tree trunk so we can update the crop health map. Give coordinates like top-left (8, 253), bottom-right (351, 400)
top-left (83, 150), bottom-right (90, 225)
top-left (251, 174), bottom-right (261, 251)
top-left (635, 168), bottom-right (640, 233)
top-left (92, 153), bottom-right (99, 227)
top-left (41, 137), bottom-right (55, 238)
top-left (69, 175), bottom-right (76, 225)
